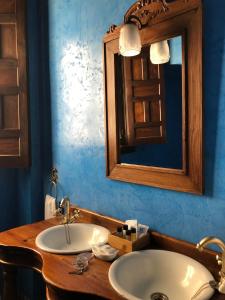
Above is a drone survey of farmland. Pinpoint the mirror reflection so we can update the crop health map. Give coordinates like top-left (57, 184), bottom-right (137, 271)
top-left (116, 35), bottom-right (183, 169)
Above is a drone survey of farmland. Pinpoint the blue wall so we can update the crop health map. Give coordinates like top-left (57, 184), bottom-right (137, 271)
top-left (48, 0), bottom-right (225, 246)
top-left (0, 170), bottom-right (17, 230)
top-left (0, 1), bottom-right (50, 298)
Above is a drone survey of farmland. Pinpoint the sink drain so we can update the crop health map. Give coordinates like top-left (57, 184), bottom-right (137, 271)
top-left (151, 292), bottom-right (169, 300)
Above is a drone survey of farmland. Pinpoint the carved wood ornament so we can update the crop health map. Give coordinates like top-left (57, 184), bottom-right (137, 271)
top-left (124, 0), bottom-right (169, 26)
top-left (106, 0), bottom-right (195, 35)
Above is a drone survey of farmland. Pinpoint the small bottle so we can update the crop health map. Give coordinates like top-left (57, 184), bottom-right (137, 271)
top-left (125, 229), bottom-right (131, 241)
top-left (116, 227), bottom-right (123, 237)
top-left (131, 227), bottom-right (137, 242)
top-left (123, 224), bottom-right (128, 238)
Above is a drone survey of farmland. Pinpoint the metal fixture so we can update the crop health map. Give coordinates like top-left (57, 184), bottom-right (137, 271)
top-left (197, 236), bottom-right (225, 294)
top-left (49, 168), bottom-right (58, 200)
top-left (59, 197), bottom-right (71, 244)
top-left (50, 168), bottom-right (58, 185)
top-left (60, 197), bottom-right (80, 224)
top-left (59, 197), bottom-right (80, 245)
top-left (60, 197), bottom-right (71, 224)
top-left (191, 280), bottom-right (218, 300)
top-left (150, 292), bottom-right (169, 300)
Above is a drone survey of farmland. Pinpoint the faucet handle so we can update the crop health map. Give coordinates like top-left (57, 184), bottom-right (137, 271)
top-left (68, 207), bottom-right (80, 223)
top-left (60, 196), bottom-right (70, 207)
top-left (54, 207), bottom-right (63, 217)
top-left (196, 236), bottom-right (225, 294)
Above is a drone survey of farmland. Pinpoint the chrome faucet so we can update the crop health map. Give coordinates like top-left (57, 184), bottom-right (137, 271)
top-left (58, 197), bottom-right (80, 245)
top-left (60, 197), bottom-right (71, 224)
top-left (197, 236), bottom-right (225, 294)
top-left (59, 197), bottom-right (80, 224)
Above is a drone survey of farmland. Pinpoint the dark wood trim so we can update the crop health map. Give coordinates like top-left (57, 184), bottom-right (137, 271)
top-left (124, 0), bottom-right (201, 28)
top-left (46, 285), bottom-right (109, 300)
top-left (15, 0), bottom-right (30, 168)
top-left (103, 43), bottom-right (110, 177)
top-left (104, 0), bottom-right (203, 194)
top-left (181, 30), bottom-right (188, 177)
top-left (2, 265), bottom-right (18, 300)
top-left (0, 86), bottom-right (19, 95)
top-left (0, 59), bottom-right (18, 69)
top-left (0, 96), bottom-right (3, 129)
top-left (0, 129), bottom-right (20, 138)
top-left (123, 56), bottom-right (135, 146)
top-left (0, 14), bottom-right (16, 24)
top-left (132, 78), bottom-right (160, 86)
top-left (0, 246), bottom-right (43, 273)
top-left (132, 95), bottom-right (161, 102)
top-left (134, 121), bottom-right (162, 128)
top-left (120, 163), bottom-right (185, 175)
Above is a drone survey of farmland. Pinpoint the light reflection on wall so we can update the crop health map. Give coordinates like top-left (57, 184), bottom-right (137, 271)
top-left (59, 42), bottom-right (104, 147)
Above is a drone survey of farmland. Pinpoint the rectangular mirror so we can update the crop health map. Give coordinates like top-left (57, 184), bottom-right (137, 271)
top-left (104, 0), bottom-right (203, 194)
top-left (117, 35), bottom-right (184, 170)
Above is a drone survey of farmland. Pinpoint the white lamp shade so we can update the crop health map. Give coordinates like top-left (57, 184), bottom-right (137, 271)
top-left (119, 23), bottom-right (141, 57)
top-left (150, 40), bottom-right (170, 64)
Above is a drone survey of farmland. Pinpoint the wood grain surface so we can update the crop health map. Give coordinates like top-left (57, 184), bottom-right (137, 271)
top-left (0, 208), bottom-right (223, 300)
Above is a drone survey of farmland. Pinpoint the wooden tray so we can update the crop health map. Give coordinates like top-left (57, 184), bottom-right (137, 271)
top-left (108, 232), bottom-right (150, 253)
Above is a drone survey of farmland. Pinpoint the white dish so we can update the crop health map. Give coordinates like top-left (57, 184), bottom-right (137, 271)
top-left (92, 244), bottom-right (118, 261)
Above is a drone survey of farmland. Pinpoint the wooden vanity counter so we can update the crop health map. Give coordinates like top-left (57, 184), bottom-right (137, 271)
top-left (0, 208), bottom-right (223, 300)
top-left (0, 209), bottom-right (125, 300)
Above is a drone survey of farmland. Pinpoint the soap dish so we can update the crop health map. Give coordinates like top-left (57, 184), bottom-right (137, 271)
top-left (92, 244), bottom-right (118, 261)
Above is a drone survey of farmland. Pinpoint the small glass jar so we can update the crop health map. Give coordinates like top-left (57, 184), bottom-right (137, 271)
top-left (131, 227), bottom-right (137, 242)
top-left (125, 229), bottom-right (131, 241)
top-left (123, 224), bottom-right (128, 238)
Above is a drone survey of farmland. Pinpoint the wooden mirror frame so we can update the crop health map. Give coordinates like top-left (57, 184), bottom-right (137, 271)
top-left (104, 0), bottom-right (203, 194)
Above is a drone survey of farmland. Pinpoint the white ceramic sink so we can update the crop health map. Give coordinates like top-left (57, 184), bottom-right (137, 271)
top-left (36, 223), bottom-right (110, 254)
top-left (109, 250), bottom-right (215, 300)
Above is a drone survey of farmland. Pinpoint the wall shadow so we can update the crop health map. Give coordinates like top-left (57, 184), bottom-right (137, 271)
top-left (15, 0), bottom-right (52, 299)
top-left (38, 0), bottom-right (53, 206)
top-left (203, 0), bottom-right (225, 196)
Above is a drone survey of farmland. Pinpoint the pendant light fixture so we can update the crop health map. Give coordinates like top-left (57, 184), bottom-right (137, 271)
top-left (119, 14), bottom-right (170, 64)
top-left (119, 15), bottom-right (142, 57)
top-left (150, 40), bottom-right (170, 64)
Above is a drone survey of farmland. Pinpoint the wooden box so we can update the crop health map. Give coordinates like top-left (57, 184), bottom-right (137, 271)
top-left (108, 232), bottom-right (150, 253)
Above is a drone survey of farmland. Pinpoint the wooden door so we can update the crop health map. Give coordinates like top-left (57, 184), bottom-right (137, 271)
top-left (0, 0), bottom-right (29, 167)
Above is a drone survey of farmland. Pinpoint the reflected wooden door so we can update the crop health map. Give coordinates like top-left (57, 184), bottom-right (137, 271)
top-left (122, 46), bottom-right (166, 147)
